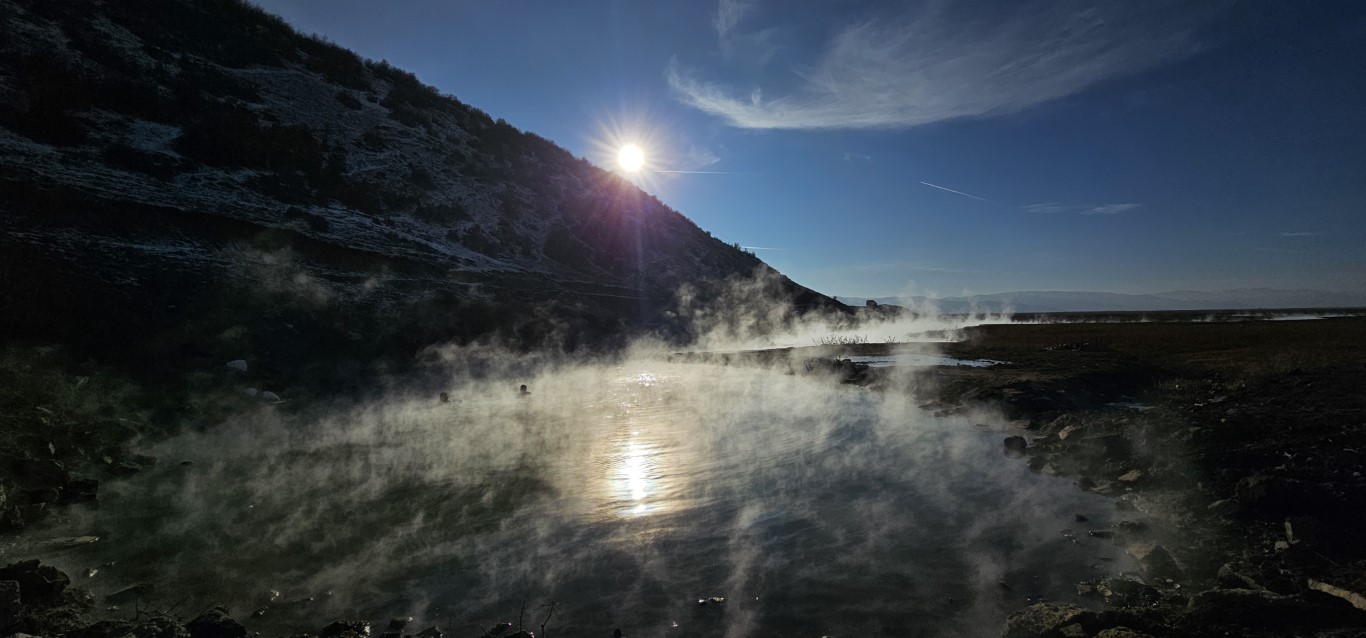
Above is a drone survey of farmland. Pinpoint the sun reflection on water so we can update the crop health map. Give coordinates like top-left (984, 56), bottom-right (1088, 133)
top-left (603, 370), bottom-right (677, 518)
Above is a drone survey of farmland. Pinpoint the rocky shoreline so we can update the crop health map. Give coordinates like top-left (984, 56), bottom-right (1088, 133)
top-left (908, 318), bottom-right (1366, 637)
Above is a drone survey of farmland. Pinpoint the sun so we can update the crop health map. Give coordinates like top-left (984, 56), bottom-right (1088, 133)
top-left (617, 144), bottom-right (645, 173)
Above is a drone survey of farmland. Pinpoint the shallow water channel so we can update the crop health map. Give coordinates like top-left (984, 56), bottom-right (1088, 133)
top-left (31, 361), bottom-right (1133, 637)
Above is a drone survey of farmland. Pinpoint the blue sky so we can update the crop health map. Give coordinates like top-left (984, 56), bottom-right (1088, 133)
top-left (254, 0), bottom-right (1366, 298)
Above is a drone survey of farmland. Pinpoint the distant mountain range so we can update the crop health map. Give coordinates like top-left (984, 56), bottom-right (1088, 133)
top-left (835, 289), bottom-right (1366, 314)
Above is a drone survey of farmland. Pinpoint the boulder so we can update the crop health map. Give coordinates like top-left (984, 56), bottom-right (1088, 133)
top-left (1, 580), bottom-right (20, 633)
top-left (186, 608), bottom-right (247, 638)
top-left (1004, 436), bottom-right (1028, 456)
top-left (1216, 563), bottom-right (1263, 590)
top-left (0, 560), bottom-right (70, 606)
top-left (1179, 589), bottom-right (1305, 631)
top-left (1127, 543), bottom-right (1182, 579)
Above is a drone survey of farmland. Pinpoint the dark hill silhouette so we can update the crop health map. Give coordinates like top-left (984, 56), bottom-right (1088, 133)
top-left (0, 0), bottom-right (837, 381)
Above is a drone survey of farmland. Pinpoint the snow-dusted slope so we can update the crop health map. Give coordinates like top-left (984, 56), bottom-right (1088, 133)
top-left (0, 0), bottom-right (831, 353)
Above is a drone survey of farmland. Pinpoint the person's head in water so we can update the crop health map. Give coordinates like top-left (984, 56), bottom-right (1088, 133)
top-left (519, 384), bottom-right (529, 395)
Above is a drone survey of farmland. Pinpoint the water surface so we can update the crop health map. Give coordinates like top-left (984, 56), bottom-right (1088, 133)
top-left (31, 362), bottom-right (1132, 637)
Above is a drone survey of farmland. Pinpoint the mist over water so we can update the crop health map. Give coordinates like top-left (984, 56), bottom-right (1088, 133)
top-left (34, 359), bottom-right (1131, 637)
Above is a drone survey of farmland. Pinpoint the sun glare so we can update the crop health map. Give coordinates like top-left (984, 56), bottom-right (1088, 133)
top-left (618, 144), bottom-right (645, 173)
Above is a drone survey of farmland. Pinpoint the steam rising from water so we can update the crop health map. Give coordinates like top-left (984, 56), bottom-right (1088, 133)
top-left (40, 360), bottom-right (1130, 637)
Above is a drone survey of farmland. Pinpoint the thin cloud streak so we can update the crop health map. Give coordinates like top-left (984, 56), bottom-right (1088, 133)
top-left (1280, 231), bottom-right (1320, 237)
top-left (919, 181), bottom-right (993, 203)
top-left (1082, 203), bottom-right (1140, 215)
top-left (670, 0), bottom-right (1225, 130)
top-left (1023, 202), bottom-right (1141, 215)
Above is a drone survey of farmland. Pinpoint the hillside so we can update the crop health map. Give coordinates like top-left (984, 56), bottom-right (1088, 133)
top-left (0, 0), bottom-right (834, 377)
top-left (837, 289), bottom-right (1366, 314)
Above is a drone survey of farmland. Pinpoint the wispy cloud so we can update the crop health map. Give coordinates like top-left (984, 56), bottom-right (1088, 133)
top-left (1082, 203), bottom-right (1140, 215)
top-left (1280, 231), bottom-right (1320, 237)
top-left (711, 0), bottom-right (779, 65)
top-left (919, 181), bottom-right (993, 203)
top-left (1020, 203), bottom-right (1074, 215)
top-left (1023, 202), bottom-right (1140, 215)
top-left (711, 0), bottom-right (752, 55)
top-left (741, 245), bottom-right (786, 251)
top-left (682, 144), bottom-right (721, 170)
top-left (671, 0), bottom-right (1224, 129)
top-left (843, 152), bottom-right (872, 162)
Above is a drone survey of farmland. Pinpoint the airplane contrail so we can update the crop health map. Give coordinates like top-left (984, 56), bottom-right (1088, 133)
top-left (918, 181), bottom-right (993, 203)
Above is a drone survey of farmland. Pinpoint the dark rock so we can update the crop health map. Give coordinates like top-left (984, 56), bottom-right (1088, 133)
top-left (485, 622), bottom-right (512, 636)
top-left (133, 617), bottom-right (190, 638)
top-left (107, 454), bottom-right (157, 478)
top-left (0, 560), bottom-right (71, 607)
top-left (1127, 543), bottom-right (1182, 580)
top-left (105, 583), bottom-right (155, 605)
top-left (386, 617), bottom-right (412, 631)
top-left (186, 608), bottom-right (248, 638)
top-left (1093, 578), bottom-right (1163, 607)
top-left (1004, 436), bottom-right (1028, 456)
top-left (61, 478), bottom-right (99, 504)
top-left (1094, 629), bottom-right (1154, 638)
top-left (1216, 563), bottom-right (1263, 590)
top-left (414, 627), bottom-right (442, 638)
top-left (12, 457), bottom-right (69, 487)
top-left (1, 580), bottom-right (20, 633)
top-left (1207, 499), bottom-right (1240, 517)
top-left (67, 620), bottom-right (137, 638)
top-left (1001, 603), bottom-right (1091, 638)
top-left (320, 621), bottom-right (371, 638)
top-left (1179, 589), bottom-right (1305, 631)
top-left (1307, 579), bottom-right (1366, 613)
top-left (1235, 475), bottom-right (1339, 519)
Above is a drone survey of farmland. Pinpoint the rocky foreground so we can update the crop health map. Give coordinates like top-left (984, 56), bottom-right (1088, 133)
top-left (903, 317), bottom-right (1366, 637)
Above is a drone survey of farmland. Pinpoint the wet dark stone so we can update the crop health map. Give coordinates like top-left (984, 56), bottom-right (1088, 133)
top-left (1, 580), bottom-right (20, 633)
top-left (1002, 603), bottom-right (1091, 638)
top-left (12, 457), bottom-right (68, 487)
top-left (1178, 589), bottom-right (1306, 631)
top-left (1235, 475), bottom-right (1339, 519)
top-left (1127, 543), bottom-right (1183, 580)
top-left (186, 608), bottom-right (247, 638)
top-left (1004, 436), bottom-right (1028, 456)
top-left (67, 620), bottom-right (138, 638)
top-left (320, 620), bottom-right (371, 638)
top-left (133, 617), bottom-right (190, 638)
top-left (414, 627), bottom-right (442, 638)
top-left (60, 478), bottom-right (99, 504)
top-left (105, 582), bottom-right (155, 605)
top-left (0, 560), bottom-right (70, 607)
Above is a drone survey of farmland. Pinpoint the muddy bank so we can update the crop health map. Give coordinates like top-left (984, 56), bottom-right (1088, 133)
top-left (908, 318), bottom-right (1366, 637)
